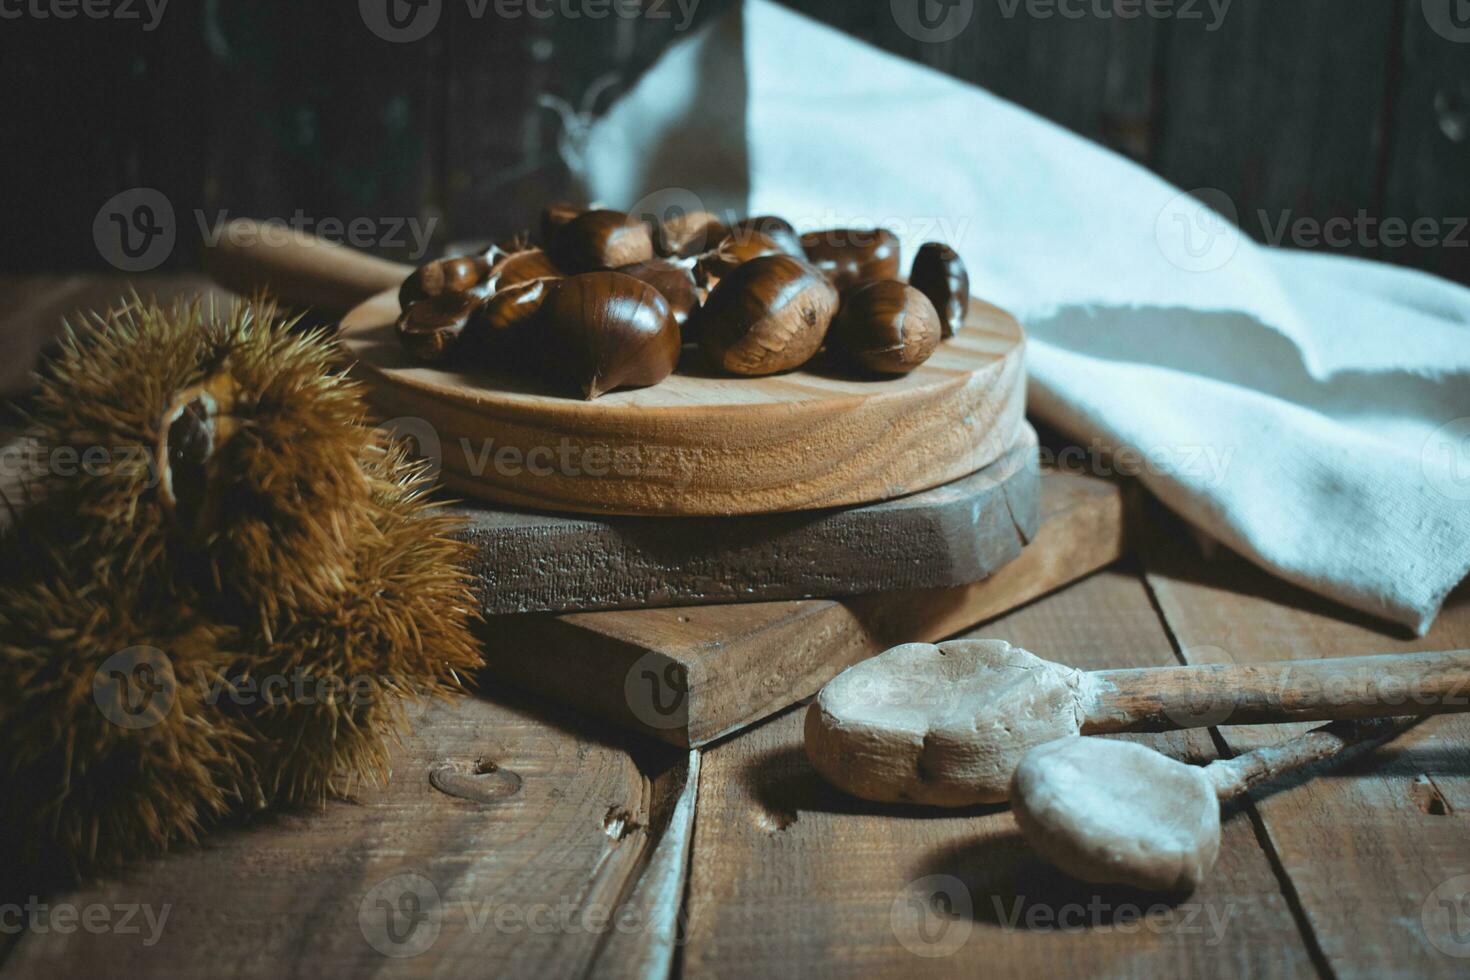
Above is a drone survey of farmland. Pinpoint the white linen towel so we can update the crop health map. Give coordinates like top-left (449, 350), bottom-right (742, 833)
top-left (579, 0), bottom-right (1470, 634)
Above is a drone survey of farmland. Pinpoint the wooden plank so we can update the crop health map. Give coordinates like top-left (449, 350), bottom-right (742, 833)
top-left (680, 569), bottom-right (1314, 978)
top-left (1140, 513), bottom-right (1470, 978)
top-left (485, 466), bottom-right (1129, 747)
top-left (777, 0), bottom-right (1161, 160)
top-left (199, 2), bottom-right (442, 265)
top-left (0, 690), bottom-right (691, 978)
top-left (0, 7), bottom-right (206, 271)
top-left (1153, 0), bottom-right (1397, 256)
top-left (459, 426), bottom-right (1037, 614)
top-left (1381, 3), bottom-right (1470, 284)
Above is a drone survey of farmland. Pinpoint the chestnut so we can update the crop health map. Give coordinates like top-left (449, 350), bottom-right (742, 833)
top-left (828, 280), bottom-right (942, 375)
top-left (799, 228), bottom-right (901, 292)
top-left (396, 295), bottom-right (479, 364)
top-left (550, 209), bottom-right (655, 273)
top-left (541, 271), bottom-right (681, 400)
top-left (727, 215), bottom-right (805, 259)
top-left (695, 254), bottom-right (839, 376)
top-left (540, 202), bottom-right (584, 245)
top-left (399, 253), bottom-right (493, 311)
top-left (694, 231), bottom-right (785, 291)
top-left (653, 210), bottom-right (729, 259)
top-left (910, 242), bottom-right (970, 338)
top-left (615, 258), bottom-right (700, 329)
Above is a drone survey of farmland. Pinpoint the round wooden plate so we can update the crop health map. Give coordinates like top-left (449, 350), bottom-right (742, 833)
top-left (339, 289), bottom-right (1026, 516)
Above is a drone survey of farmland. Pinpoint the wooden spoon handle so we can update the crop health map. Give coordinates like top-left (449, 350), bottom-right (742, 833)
top-left (1084, 650), bottom-right (1470, 732)
top-left (1205, 717), bottom-right (1417, 799)
top-left (203, 219), bottom-right (412, 318)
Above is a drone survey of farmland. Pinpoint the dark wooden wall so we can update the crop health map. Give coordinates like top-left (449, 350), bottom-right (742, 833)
top-left (4, 0), bottom-right (1469, 283)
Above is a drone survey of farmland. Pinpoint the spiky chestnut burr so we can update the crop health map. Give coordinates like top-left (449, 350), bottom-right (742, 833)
top-left (0, 294), bottom-right (483, 871)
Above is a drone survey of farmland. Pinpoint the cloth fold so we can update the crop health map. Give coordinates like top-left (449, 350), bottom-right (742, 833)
top-left (582, 0), bottom-right (1470, 633)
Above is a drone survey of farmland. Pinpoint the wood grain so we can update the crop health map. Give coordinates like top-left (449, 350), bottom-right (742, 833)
top-left (1152, 0), bottom-right (1397, 256)
top-left (1140, 513), bottom-right (1470, 978)
top-left (485, 466), bottom-right (1128, 747)
top-left (0, 691), bottom-right (692, 979)
top-left (458, 424), bottom-right (1038, 614)
top-left (681, 569), bottom-right (1314, 978)
top-left (343, 294), bottom-right (1028, 516)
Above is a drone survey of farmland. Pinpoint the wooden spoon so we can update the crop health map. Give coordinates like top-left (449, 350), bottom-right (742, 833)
top-left (803, 639), bottom-right (1469, 805)
top-left (1010, 718), bottom-right (1414, 892)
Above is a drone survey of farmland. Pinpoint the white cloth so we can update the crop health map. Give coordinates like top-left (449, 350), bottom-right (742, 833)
top-left (580, 0), bottom-right (1470, 634)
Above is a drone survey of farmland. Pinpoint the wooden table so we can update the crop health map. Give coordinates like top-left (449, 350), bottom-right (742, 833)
top-left (2, 277), bottom-right (1468, 978)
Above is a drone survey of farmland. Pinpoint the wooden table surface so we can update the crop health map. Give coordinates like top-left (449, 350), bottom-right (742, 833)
top-left (2, 277), bottom-right (1468, 979)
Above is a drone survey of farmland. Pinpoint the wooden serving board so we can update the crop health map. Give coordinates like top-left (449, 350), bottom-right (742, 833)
top-left (340, 292), bottom-right (1026, 516)
top-left (458, 424), bottom-right (1038, 614)
top-left (481, 466), bottom-right (1132, 747)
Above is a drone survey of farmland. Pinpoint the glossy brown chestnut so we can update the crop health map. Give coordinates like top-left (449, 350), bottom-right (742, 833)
top-left (909, 242), bottom-right (970, 338)
top-left (541, 272), bottom-right (681, 400)
top-left (540, 202), bottom-right (584, 245)
top-left (696, 254), bottom-right (840, 376)
top-left (653, 210), bottom-right (729, 259)
top-left (396, 296), bottom-right (480, 364)
top-left (799, 228), bottom-right (901, 292)
top-left (550, 209), bottom-right (656, 273)
top-left (694, 231), bottom-right (785, 290)
top-left (727, 215), bottom-right (805, 258)
top-left (828, 280), bottom-right (942, 375)
top-left (399, 253), bottom-right (492, 311)
top-left (615, 258), bottom-right (700, 329)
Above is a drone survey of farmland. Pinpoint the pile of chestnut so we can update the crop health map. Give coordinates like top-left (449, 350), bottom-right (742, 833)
top-left (395, 205), bottom-right (970, 401)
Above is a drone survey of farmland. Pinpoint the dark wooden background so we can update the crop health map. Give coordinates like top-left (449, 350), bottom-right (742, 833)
top-left (4, 0), bottom-right (1469, 283)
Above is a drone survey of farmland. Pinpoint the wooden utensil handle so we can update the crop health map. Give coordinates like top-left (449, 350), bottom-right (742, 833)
top-left (1085, 650), bottom-right (1470, 732)
top-left (203, 218), bottom-right (413, 318)
top-left (1205, 717), bottom-right (1417, 799)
